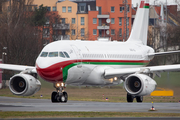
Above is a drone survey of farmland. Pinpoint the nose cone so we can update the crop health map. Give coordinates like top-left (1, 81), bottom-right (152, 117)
top-left (36, 58), bottom-right (63, 82)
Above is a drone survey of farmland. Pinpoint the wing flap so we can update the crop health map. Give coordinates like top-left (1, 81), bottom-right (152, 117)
top-left (0, 64), bottom-right (36, 73)
top-left (104, 64), bottom-right (180, 78)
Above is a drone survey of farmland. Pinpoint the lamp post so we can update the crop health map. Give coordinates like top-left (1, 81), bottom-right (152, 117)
top-left (1, 47), bottom-right (7, 89)
top-left (2, 47), bottom-right (7, 64)
top-left (2, 52), bottom-right (7, 64)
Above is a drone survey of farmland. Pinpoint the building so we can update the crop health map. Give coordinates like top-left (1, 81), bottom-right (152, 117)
top-left (1, 0), bottom-right (132, 42)
top-left (88, 0), bottom-right (132, 41)
top-left (32, 0), bottom-right (132, 41)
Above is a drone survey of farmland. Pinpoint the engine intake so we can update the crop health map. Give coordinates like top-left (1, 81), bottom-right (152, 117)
top-left (9, 74), bottom-right (41, 96)
top-left (124, 74), bottom-right (157, 96)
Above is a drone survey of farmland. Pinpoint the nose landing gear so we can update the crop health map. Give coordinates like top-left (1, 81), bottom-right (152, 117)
top-left (51, 83), bottom-right (68, 103)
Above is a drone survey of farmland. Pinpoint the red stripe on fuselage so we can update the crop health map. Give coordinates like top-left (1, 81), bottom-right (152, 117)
top-left (36, 59), bottom-right (149, 83)
top-left (36, 60), bottom-right (77, 82)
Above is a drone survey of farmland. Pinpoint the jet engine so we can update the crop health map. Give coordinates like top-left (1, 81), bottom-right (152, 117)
top-left (124, 74), bottom-right (157, 96)
top-left (9, 74), bottom-right (41, 96)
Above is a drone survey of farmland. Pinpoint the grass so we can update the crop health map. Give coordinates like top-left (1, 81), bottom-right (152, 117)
top-left (154, 72), bottom-right (180, 87)
top-left (0, 111), bottom-right (180, 119)
top-left (1, 85), bottom-right (180, 103)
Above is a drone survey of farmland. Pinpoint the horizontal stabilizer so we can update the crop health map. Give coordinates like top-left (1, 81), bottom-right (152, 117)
top-left (148, 50), bottom-right (180, 57)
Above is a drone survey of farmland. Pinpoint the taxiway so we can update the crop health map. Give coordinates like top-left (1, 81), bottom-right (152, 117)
top-left (0, 96), bottom-right (180, 113)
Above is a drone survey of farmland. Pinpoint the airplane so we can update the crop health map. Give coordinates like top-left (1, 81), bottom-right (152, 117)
top-left (0, 0), bottom-right (180, 103)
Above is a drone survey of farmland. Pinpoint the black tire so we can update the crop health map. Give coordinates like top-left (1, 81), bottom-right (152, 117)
top-left (136, 96), bottom-right (143, 103)
top-left (63, 91), bottom-right (68, 103)
top-left (127, 94), bottom-right (134, 102)
top-left (51, 91), bottom-right (58, 103)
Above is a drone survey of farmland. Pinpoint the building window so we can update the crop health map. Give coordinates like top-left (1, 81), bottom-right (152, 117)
top-left (93, 29), bottom-right (97, 35)
top-left (93, 18), bottom-right (97, 24)
top-left (72, 18), bottom-right (75, 24)
top-left (111, 29), bottom-right (115, 35)
top-left (111, 6), bottom-right (115, 12)
top-left (62, 18), bottom-right (65, 24)
top-left (47, 7), bottom-right (51, 11)
top-left (80, 6), bottom-right (85, 12)
top-left (99, 30), bottom-right (102, 36)
top-left (81, 17), bottom-right (84, 25)
top-left (127, 5), bottom-right (130, 12)
top-left (62, 6), bottom-right (66, 12)
top-left (81, 28), bottom-right (85, 36)
top-left (45, 17), bottom-right (50, 25)
top-left (72, 29), bottom-right (75, 35)
top-left (34, 6), bottom-right (37, 10)
top-left (68, 6), bottom-right (72, 12)
top-left (119, 28), bottom-right (122, 37)
top-left (43, 28), bottom-right (50, 38)
top-left (55, 18), bottom-right (58, 24)
top-left (119, 17), bottom-right (122, 26)
top-left (28, 7), bottom-right (32, 11)
top-left (120, 6), bottom-right (124, 12)
top-left (127, 17), bottom-right (129, 26)
top-left (111, 18), bottom-right (115, 24)
top-left (53, 7), bottom-right (56, 11)
top-left (127, 28), bottom-right (129, 37)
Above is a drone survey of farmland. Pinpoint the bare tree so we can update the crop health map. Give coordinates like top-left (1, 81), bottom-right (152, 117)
top-left (0, 0), bottom-right (38, 66)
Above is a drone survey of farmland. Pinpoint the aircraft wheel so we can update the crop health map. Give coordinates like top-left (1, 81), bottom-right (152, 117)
top-left (127, 94), bottom-right (134, 102)
top-left (63, 91), bottom-right (68, 103)
top-left (59, 91), bottom-right (68, 103)
top-left (136, 96), bottom-right (143, 103)
top-left (51, 91), bottom-right (58, 103)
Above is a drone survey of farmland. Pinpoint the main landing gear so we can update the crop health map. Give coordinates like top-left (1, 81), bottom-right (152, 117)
top-left (127, 93), bottom-right (143, 103)
top-left (51, 83), bottom-right (68, 103)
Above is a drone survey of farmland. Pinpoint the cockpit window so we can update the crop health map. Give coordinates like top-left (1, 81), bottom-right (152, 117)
top-left (48, 52), bottom-right (58, 57)
top-left (64, 52), bottom-right (70, 58)
top-left (40, 52), bottom-right (48, 57)
top-left (59, 52), bottom-right (65, 58)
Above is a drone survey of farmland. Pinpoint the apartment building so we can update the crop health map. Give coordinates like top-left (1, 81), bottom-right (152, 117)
top-left (88, 0), bottom-right (132, 41)
top-left (32, 0), bottom-right (96, 40)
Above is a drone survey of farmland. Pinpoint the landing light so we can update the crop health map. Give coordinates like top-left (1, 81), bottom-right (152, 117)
top-left (56, 83), bottom-right (60, 87)
top-left (114, 77), bottom-right (117, 81)
top-left (61, 83), bottom-right (64, 87)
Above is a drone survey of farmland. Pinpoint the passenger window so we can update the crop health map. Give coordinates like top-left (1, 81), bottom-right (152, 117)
top-left (59, 52), bottom-right (65, 58)
top-left (48, 52), bottom-right (58, 57)
top-left (40, 52), bottom-right (48, 57)
top-left (64, 52), bottom-right (70, 58)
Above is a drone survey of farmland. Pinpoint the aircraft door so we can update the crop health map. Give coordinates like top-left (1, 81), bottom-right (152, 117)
top-left (71, 45), bottom-right (82, 66)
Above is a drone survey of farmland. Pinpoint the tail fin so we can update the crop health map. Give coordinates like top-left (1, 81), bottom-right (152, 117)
top-left (127, 0), bottom-right (149, 45)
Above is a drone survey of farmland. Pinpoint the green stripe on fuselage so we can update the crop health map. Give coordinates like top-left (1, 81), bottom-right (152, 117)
top-left (62, 61), bottom-right (149, 82)
top-left (143, 6), bottom-right (149, 8)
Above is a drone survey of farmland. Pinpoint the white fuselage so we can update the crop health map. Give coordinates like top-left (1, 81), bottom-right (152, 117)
top-left (36, 40), bottom-right (154, 86)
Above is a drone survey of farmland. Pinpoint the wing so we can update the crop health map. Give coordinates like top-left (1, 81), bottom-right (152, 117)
top-left (104, 64), bottom-right (180, 78)
top-left (0, 64), bottom-right (36, 73)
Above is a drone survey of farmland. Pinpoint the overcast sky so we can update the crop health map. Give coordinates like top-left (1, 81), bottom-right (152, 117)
top-left (132, 0), bottom-right (177, 7)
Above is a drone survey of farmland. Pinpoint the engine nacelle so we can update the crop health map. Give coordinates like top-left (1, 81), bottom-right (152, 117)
top-left (124, 74), bottom-right (157, 96)
top-left (9, 74), bottom-right (41, 96)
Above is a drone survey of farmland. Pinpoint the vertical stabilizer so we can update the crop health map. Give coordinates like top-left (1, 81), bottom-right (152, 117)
top-left (127, 0), bottom-right (149, 45)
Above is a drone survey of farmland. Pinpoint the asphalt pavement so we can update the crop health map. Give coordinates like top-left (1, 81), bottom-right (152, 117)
top-left (0, 96), bottom-right (180, 113)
